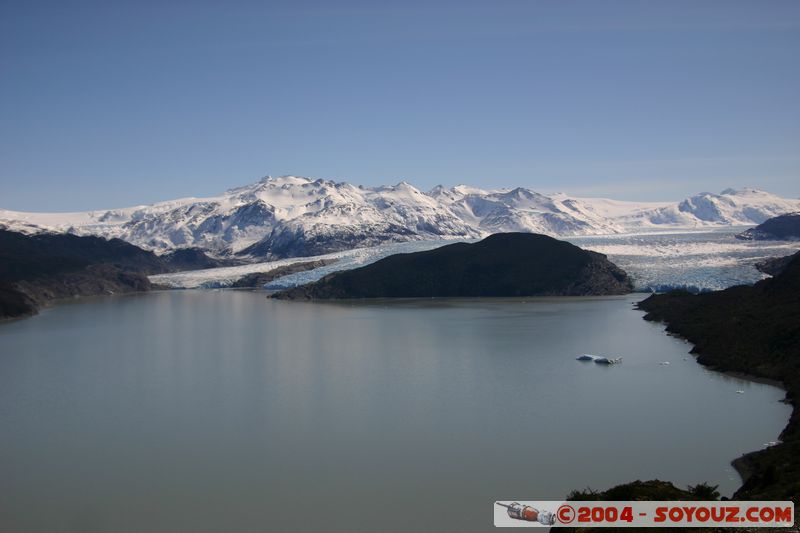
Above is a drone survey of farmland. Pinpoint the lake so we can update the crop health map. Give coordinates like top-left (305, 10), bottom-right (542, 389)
top-left (0, 291), bottom-right (790, 532)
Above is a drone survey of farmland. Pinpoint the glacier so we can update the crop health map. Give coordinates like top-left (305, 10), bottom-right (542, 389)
top-left (150, 228), bottom-right (800, 293)
top-left (568, 229), bottom-right (800, 292)
top-left (149, 239), bottom-right (466, 289)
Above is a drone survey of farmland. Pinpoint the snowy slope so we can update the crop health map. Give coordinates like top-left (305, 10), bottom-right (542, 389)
top-left (0, 177), bottom-right (480, 257)
top-left (2, 176), bottom-right (799, 259)
top-left (149, 239), bottom-right (463, 289)
top-left (611, 188), bottom-right (800, 228)
top-left (429, 186), bottom-right (626, 235)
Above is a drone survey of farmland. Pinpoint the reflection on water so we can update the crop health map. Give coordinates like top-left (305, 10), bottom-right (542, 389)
top-left (0, 291), bottom-right (790, 532)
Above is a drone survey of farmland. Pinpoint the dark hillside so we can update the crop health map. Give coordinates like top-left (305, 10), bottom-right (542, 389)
top-left (0, 230), bottom-right (165, 319)
top-left (273, 233), bottom-right (633, 299)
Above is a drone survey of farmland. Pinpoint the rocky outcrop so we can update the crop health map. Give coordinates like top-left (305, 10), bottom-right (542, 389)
top-left (756, 251), bottom-right (800, 277)
top-left (230, 259), bottom-right (337, 288)
top-left (560, 481), bottom-right (722, 533)
top-left (737, 212), bottom-right (800, 241)
top-left (160, 247), bottom-right (242, 271)
top-left (0, 283), bottom-right (38, 319)
top-left (239, 222), bottom-right (418, 259)
top-left (272, 233), bottom-right (633, 299)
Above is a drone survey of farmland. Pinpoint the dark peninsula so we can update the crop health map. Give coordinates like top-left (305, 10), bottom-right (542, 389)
top-left (272, 233), bottom-right (633, 299)
top-left (737, 213), bottom-right (800, 241)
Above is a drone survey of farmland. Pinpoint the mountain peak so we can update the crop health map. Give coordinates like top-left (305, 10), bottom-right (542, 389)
top-left (720, 187), bottom-right (768, 197)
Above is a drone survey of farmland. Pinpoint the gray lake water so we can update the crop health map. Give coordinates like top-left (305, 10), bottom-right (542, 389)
top-left (0, 291), bottom-right (790, 532)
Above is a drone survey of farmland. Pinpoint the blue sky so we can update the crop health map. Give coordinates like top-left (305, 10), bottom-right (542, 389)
top-left (1, 0), bottom-right (799, 211)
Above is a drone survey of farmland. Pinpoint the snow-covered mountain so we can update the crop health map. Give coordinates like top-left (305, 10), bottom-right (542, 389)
top-left (612, 188), bottom-right (800, 228)
top-left (1, 176), bottom-right (798, 259)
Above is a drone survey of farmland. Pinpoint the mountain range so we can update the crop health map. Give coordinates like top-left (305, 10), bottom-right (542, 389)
top-left (2, 176), bottom-right (798, 259)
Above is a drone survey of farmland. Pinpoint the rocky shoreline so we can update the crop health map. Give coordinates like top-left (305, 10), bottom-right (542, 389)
top-left (635, 278), bottom-right (799, 502)
top-left (558, 252), bottom-right (800, 531)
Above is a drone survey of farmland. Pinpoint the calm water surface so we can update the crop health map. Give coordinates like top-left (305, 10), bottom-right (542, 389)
top-left (0, 291), bottom-right (790, 532)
